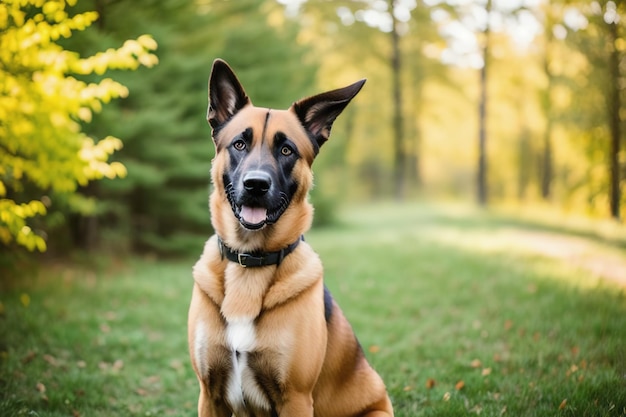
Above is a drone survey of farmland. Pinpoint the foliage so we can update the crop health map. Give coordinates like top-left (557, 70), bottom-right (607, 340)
top-left (292, 0), bottom-right (625, 218)
top-left (63, 0), bottom-right (317, 254)
top-left (0, 0), bottom-right (157, 252)
top-left (1, 203), bottom-right (625, 415)
top-left (3, 0), bottom-right (626, 259)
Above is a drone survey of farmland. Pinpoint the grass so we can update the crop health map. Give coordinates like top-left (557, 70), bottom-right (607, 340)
top-left (1, 201), bottom-right (626, 416)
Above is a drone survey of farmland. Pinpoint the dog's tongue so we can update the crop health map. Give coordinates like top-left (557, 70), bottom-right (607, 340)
top-left (240, 206), bottom-right (267, 225)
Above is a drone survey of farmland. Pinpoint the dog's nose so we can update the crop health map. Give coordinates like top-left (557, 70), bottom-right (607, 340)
top-left (243, 171), bottom-right (271, 196)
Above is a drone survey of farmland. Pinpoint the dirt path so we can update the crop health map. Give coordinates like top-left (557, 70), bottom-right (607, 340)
top-left (508, 229), bottom-right (626, 287)
top-left (426, 225), bottom-right (626, 287)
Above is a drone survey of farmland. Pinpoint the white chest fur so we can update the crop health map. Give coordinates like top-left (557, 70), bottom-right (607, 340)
top-left (227, 318), bottom-right (256, 353)
top-left (225, 317), bottom-right (271, 412)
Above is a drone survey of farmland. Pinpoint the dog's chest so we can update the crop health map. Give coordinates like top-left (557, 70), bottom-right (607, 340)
top-left (222, 317), bottom-right (275, 413)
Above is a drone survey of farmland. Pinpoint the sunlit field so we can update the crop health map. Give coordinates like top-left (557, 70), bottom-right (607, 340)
top-left (2, 202), bottom-right (626, 417)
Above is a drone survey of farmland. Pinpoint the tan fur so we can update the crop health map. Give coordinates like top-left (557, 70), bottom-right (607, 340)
top-left (188, 60), bottom-right (393, 417)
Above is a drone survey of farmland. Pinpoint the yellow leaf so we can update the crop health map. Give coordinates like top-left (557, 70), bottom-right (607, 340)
top-left (20, 293), bottom-right (30, 308)
top-left (137, 34), bottom-right (158, 50)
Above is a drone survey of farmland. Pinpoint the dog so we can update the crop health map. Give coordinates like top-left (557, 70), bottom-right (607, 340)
top-left (188, 59), bottom-right (394, 417)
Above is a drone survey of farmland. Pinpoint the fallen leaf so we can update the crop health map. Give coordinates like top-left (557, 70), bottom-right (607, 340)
top-left (72, 409), bottom-right (80, 417)
top-left (571, 346), bottom-right (580, 357)
top-left (135, 388), bottom-right (148, 396)
top-left (503, 320), bottom-right (513, 331)
top-left (43, 354), bottom-right (59, 367)
top-left (368, 345), bottom-right (380, 354)
top-left (104, 311), bottom-right (118, 321)
top-left (482, 367), bottom-right (492, 376)
top-left (443, 392), bottom-right (451, 402)
top-left (144, 375), bottom-right (161, 385)
top-left (36, 382), bottom-right (46, 393)
top-left (21, 351), bottom-right (37, 364)
top-left (100, 323), bottom-right (111, 333)
top-left (470, 359), bottom-right (482, 368)
top-left (112, 359), bottom-right (124, 371)
top-left (455, 380), bottom-right (465, 391)
top-left (77, 360), bottom-right (86, 368)
top-left (425, 378), bottom-right (436, 389)
top-left (403, 385), bottom-right (413, 392)
top-left (559, 399), bottom-right (567, 410)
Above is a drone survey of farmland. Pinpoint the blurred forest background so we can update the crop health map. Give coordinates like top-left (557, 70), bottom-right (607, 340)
top-left (2, 0), bottom-right (626, 262)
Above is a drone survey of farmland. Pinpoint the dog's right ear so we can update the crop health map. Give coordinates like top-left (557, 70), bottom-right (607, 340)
top-left (207, 59), bottom-right (251, 129)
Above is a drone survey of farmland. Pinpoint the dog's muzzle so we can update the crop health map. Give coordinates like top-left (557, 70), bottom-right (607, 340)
top-left (224, 172), bottom-right (290, 231)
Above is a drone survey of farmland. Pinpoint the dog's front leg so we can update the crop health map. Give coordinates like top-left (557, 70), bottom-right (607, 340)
top-left (278, 391), bottom-right (314, 417)
top-left (197, 383), bottom-right (231, 417)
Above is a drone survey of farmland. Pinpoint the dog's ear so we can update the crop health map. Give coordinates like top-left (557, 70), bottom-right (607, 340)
top-left (292, 79), bottom-right (366, 149)
top-left (207, 59), bottom-right (251, 129)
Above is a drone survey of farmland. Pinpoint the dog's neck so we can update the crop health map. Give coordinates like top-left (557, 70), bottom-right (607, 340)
top-left (217, 235), bottom-right (303, 268)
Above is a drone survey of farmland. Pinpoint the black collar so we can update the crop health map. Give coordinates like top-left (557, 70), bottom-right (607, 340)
top-left (217, 236), bottom-right (303, 268)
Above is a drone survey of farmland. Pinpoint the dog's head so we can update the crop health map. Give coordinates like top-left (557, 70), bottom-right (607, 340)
top-left (207, 59), bottom-right (364, 251)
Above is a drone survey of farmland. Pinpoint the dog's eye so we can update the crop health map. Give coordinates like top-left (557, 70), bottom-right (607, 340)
top-left (233, 140), bottom-right (246, 151)
top-left (280, 146), bottom-right (293, 156)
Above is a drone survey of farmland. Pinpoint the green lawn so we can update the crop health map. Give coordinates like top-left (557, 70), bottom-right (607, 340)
top-left (2, 202), bottom-right (626, 416)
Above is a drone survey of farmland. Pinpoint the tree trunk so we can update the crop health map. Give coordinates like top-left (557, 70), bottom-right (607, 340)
top-left (541, 23), bottom-right (554, 200)
top-left (607, 19), bottom-right (621, 220)
top-left (408, 78), bottom-right (423, 188)
top-left (389, 0), bottom-right (405, 200)
top-left (477, 0), bottom-right (491, 206)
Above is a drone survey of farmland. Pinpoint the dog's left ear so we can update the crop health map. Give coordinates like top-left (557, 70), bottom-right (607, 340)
top-left (292, 79), bottom-right (366, 149)
top-left (207, 59), bottom-right (251, 130)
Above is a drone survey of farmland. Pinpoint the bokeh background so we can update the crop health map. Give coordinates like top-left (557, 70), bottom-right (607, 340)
top-left (2, 0), bottom-right (625, 261)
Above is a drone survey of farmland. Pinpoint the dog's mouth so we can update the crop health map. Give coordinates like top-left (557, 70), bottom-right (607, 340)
top-left (225, 182), bottom-right (290, 230)
top-left (237, 206), bottom-right (268, 230)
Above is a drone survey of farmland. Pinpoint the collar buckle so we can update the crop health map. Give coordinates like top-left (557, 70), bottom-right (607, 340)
top-left (237, 253), bottom-right (247, 267)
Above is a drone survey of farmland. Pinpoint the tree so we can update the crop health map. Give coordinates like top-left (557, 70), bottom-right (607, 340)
top-left (538, 1), bottom-right (561, 201)
top-left (389, 0), bottom-right (406, 200)
top-left (0, 0), bottom-right (157, 253)
top-left (559, 1), bottom-right (624, 219)
top-left (68, 0), bottom-right (317, 253)
top-left (477, 0), bottom-right (492, 206)
top-left (603, 2), bottom-right (623, 219)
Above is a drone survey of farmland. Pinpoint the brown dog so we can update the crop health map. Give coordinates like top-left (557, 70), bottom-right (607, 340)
top-left (188, 59), bottom-right (394, 417)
